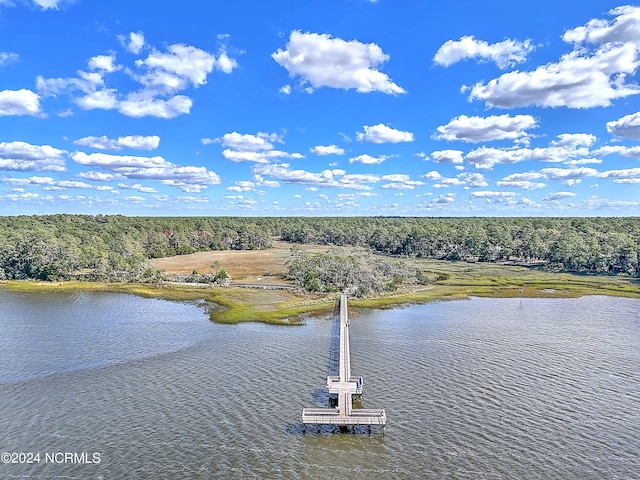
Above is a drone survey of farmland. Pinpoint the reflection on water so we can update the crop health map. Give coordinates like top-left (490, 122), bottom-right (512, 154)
top-left (0, 290), bottom-right (639, 479)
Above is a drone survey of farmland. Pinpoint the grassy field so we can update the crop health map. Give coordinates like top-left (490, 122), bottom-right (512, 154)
top-left (4, 241), bottom-right (640, 324)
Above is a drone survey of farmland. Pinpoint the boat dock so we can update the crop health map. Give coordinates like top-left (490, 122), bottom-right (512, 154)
top-left (302, 293), bottom-right (386, 432)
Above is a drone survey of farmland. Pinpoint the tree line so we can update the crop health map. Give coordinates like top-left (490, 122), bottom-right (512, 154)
top-left (0, 215), bottom-right (638, 282)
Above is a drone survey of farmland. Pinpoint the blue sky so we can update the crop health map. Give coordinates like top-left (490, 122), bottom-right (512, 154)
top-left (1, 0), bottom-right (640, 216)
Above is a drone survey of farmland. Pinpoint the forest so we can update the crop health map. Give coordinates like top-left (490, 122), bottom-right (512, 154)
top-left (0, 215), bottom-right (638, 283)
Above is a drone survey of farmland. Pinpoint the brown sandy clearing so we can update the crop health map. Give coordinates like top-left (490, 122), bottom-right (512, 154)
top-left (149, 240), bottom-right (327, 284)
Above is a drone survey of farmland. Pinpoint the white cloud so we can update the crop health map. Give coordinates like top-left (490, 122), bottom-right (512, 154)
top-left (70, 152), bottom-right (220, 192)
top-left (253, 162), bottom-right (379, 190)
top-left (279, 84), bottom-right (292, 95)
top-left (458, 172), bottom-right (488, 187)
top-left (222, 149), bottom-right (302, 164)
top-left (429, 193), bottom-right (456, 206)
top-left (0, 52), bottom-right (19, 66)
top-left (429, 150), bottom-right (464, 164)
top-left (74, 135), bottom-right (160, 151)
top-left (218, 132), bottom-right (278, 151)
top-left (435, 114), bottom-right (537, 143)
top-left (468, 7), bottom-right (640, 112)
top-left (32, 0), bottom-right (66, 9)
top-left (117, 182), bottom-right (158, 193)
top-left (538, 167), bottom-right (599, 181)
top-left (606, 111), bottom-right (640, 139)
top-left (36, 39), bottom-right (237, 119)
top-left (471, 191), bottom-right (517, 200)
top-left (593, 145), bottom-right (640, 158)
top-left (74, 89), bottom-right (119, 110)
top-left (465, 138), bottom-right (591, 170)
top-left (118, 95), bottom-right (192, 118)
top-left (434, 35), bottom-right (534, 69)
top-left (599, 167), bottom-right (640, 184)
top-left (497, 172), bottom-right (546, 190)
top-left (356, 124), bottom-right (414, 143)
top-left (424, 170), bottom-right (442, 181)
top-left (134, 44), bottom-right (217, 91)
top-left (497, 179), bottom-right (546, 190)
top-left (88, 54), bottom-right (120, 73)
top-left (272, 31), bottom-right (405, 95)
top-left (562, 5), bottom-right (640, 45)
top-left (544, 192), bottom-right (577, 201)
top-left (118, 31), bottom-right (145, 54)
top-left (550, 133), bottom-right (596, 147)
top-left (579, 196), bottom-right (640, 209)
top-left (0, 142), bottom-right (66, 171)
top-left (78, 171), bottom-right (123, 182)
top-left (349, 154), bottom-right (390, 165)
top-left (0, 89), bottom-right (41, 116)
top-left (380, 174), bottom-right (424, 190)
top-left (310, 144), bottom-right (345, 156)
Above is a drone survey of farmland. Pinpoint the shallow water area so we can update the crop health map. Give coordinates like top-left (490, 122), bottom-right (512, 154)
top-left (0, 290), bottom-right (639, 479)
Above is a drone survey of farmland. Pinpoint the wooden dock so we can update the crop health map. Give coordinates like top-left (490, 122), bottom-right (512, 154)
top-left (302, 293), bottom-right (386, 432)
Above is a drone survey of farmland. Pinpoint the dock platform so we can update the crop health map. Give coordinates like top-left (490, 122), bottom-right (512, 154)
top-left (302, 293), bottom-right (386, 432)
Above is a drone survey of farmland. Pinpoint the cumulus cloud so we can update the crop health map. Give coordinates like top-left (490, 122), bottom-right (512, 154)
top-left (562, 5), bottom-right (640, 45)
top-left (35, 38), bottom-right (238, 119)
top-left (429, 150), bottom-right (464, 164)
top-left (592, 145), bottom-right (640, 158)
top-left (356, 124), bottom-right (414, 143)
top-left (253, 162), bottom-right (381, 190)
top-left (471, 191), bottom-right (517, 200)
top-left (544, 192), bottom-right (577, 201)
top-left (0, 141), bottom-right (66, 171)
top-left (435, 114), bottom-right (537, 143)
top-left (468, 43), bottom-right (640, 108)
top-left (467, 8), bottom-right (640, 109)
top-left (497, 167), bottom-right (598, 189)
top-left (550, 133), bottom-right (596, 147)
top-left (133, 44), bottom-right (216, 92)
top-left (538, 167), bottom-right (599, 182)
top-left (434, 36), bottom-right (534, 69)
top-left (310, 145), bottom-right (345, 155)
top-left (0, 176), bottom-right (89, 192)
top-left (0, 89), bottom-right (41, 116)
top-left (380, 174), bottom-right (424, 190)
top-left (118, 95), bottom-right (192, 118)
top-left (118, 31), bottom-right (145, 54)
top-left (465, 135), bottom-right (592, 170)
top-left (497, 172), bottom-right (547, 190)
top-left (78, 171), bottom-right (123, 182)
top-left (272, 31), bottom-right (405, 95)
top-left (74, 135), bottom-right (160, 151)
top-left (429, 193), bottom-right (456, 206)
top-left (0, 52), bottom-right (19, 66)
top-left (216, 131), bottom-right (303, 164)
top-left (606, 111), bottom-right (640, 139)
top-left (70, 151), bottom-right (220, 192)
top-left (218, 132), bottom-right (279, 151)
top-left (222, 149), bottom-right (302, 164)
top-left (349, 154), bottom-right (391, 165)
top-left (32, 0), bottom-right (67, 9)
top-left (599, 167), bottom-right (640, 184)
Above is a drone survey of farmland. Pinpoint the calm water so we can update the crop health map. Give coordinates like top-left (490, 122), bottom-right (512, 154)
top-left (0, 289), bottom-right (639, 479)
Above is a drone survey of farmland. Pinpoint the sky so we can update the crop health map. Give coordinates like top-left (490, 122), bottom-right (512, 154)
top-left (1, 0), bottom-right (640, 216)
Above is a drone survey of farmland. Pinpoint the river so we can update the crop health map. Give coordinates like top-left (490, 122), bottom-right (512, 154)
top-left (0, 289), bottom-right (638, 479)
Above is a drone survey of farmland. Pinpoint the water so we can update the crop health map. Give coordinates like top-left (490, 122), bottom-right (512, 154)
top-left (0, 289), bottom-right (639, 479)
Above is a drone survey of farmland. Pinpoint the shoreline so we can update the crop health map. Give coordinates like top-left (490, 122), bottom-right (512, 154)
top-left (3, 266), bottom-right (640, 325)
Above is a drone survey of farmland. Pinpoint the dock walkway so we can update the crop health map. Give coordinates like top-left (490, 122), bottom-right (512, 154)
top-left (302, 293), bottom-right (386, 431)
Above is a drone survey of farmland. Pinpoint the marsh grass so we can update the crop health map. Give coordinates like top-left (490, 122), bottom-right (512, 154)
top-left (2, 257), bottom-right (639, 325)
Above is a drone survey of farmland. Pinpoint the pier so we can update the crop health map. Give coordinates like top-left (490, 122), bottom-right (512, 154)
top-left (302, 293), bottom-right (386, 433)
